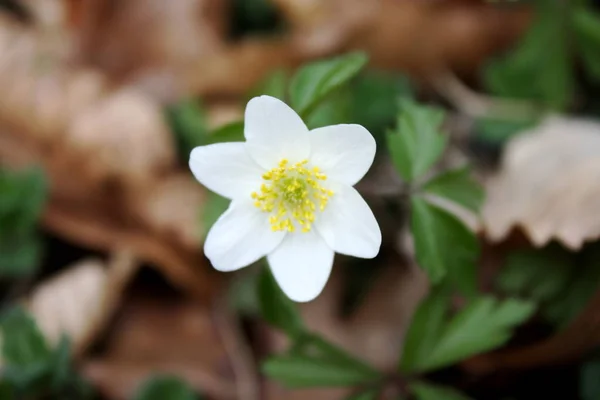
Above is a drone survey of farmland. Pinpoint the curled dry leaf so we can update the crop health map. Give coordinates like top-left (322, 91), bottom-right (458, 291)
top-left (483, 117), bottom-right (600, 250)
top-left (83, 291), bottom-right (235, 400)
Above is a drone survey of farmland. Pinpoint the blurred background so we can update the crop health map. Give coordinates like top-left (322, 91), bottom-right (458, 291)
top-left (1, 0), bottom-right (600, 399)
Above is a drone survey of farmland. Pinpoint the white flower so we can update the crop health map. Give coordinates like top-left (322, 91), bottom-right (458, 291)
top-left (189, 95), bottom-right (381, 302)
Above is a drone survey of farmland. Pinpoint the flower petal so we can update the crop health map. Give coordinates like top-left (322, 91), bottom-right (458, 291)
top-left (315, 183), bottom-right (381, 259)
top-left (189, 142), bottom-right (264, 200)
top-left (309, 124), bottom-right (376, 186)
top-left (267, 230), bottom-right (334, 302)
top-left (205, 200), bottom-right (285, 271)
top-left (244, 95), bottom-right (310, 168)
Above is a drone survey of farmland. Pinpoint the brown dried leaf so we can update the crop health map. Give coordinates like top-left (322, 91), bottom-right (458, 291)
top-left (483, 117), bottom-right (600, 250)
top-left (83, 291), bottom-right (235, 400)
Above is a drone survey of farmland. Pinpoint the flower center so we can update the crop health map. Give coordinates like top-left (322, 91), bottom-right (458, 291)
top-left (251, 159), bottom-right (334, 233)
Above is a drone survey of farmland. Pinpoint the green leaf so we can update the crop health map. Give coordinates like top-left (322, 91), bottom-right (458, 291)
top-left (387, 100), bottom-right (446, 182)
top-left (134, 375), bottom-right (198, 400)
top-left (410, 382), bottom-right (473, 400)
top-left (573, 7), bottom-right (600, 82)
top-left (401, 293), bottom-right (535, 373)
top-left (422, 166), bottom-right (484, 213)
top-left (289, 52), bottom-right (368, 118)
top-left (344, 389), bottom-right (380, 400)
top-left (0, 307), bottom-right (50, 368)
top-left (262, 355), bottom-right (380, 388)
top-left (484, 1), bottom-right (572, 110)
top-left (305, 88), bottom-right (352, 129)
top-left (207, 121), bottom-right (245, 144)
top-left (250, 69), bottom-right (288, 100)
top-left (201, 193), bottom-right (230, 236)
top-left (410, 197), bottom-right (479, 294)
top-left (400, 287), bottom-right (450, 373)
top-left (0, 379), bottom-right (14, 398)
top-left (474, 117), bottom-right (539, 145)
top-left (0, 235), bottom-right (42, 277)
top-left (166, 99), bottom-right (209, 157)
top-left (581, 358), bottom-right (600, 400)
top-left (257, 265), bottom-right (304, 337)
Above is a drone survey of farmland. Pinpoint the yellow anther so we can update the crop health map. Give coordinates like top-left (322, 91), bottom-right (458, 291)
top-left (251, 158), bottom-right (333, 233)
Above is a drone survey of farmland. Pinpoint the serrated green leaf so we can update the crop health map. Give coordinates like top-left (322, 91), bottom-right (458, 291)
top-left (289, 52), bottom-right (368, 118)
top-left (262, 355), bottom-right (380, 388)
top-left (387, 100), bottom-right (446, 182)
top-left (166, 99), bottom-right (209, 158)
top-left (422, 166), bottom-right (484, 213)
top-left (573, 7), bottom-right (600, 82)
top-left (257, 266), bottom-right (304, 337)
top-left (410, 197), bottom-right (479, 294)
top-left (484, 1), bottom-right (572, 110)
top-left (410, 382), bottom-right (473, 400)
top-left (401, 294), bottom-right (535, 373)
top-left (134, 375), bottom-right (198, 400)
top-left (581, 358), bottom-right (600, 400)
top-left (0, 307), bottom-right (50, 368)
top-left (207, 121), bottom-right (245, 144)
top-left (400, 287), bottom-right (450, 373)
top-left (202, 193), bottom-right (230, 236)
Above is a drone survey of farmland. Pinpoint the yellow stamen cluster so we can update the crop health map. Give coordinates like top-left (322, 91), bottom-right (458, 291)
top-left (251, 159), bottom-right (334, 233)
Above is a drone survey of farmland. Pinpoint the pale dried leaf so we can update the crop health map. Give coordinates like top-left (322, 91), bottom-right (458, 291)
top-left (483, 116), bottom-right (600, 250)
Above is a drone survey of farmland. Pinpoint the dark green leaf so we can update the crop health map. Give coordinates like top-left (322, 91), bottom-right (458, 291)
top-left (202, 193), bottom-right (230, 236)
top-left (422, 166), bottom-right (484, 213)
top-left (410, 197), bottom-right (479, 294)
top-left (262, 355), bottom-right (380, 388)
top-left (581, 358), bottom-right (600, 400)
top-left (0, 307), bottom-right (50, 368)
top-left (400, 287), bottom-right (450, 373)
top-left (345, 389), bottom-right (380, 400)
top-left (134, 375), bottom-right (198, 400)
top-left (207, 121), bottom-right (245, 144)
top-left (474, 117), bottom-right (539, 145)
top-left (411, 382), bottom-right (473, 400)
top-left (484, 1), bottom-right (572, 110)
top-left (0, 379), bottom-right (14, 398)
top-left (250, 69), bottom-right (288, 100)
top-left (387, 100), bottom-right (446, 182)
top-left (289, 52), bottom-right (368, 118)
top-left (401, 293), bottom-right (535, 373)
top-left (305, 88), bottom-right (351, 129)
top-left (257, 266), bottom-right (304, 337)
top-left (166, 99), bottom-right (208, 157)
top-left (573, 7), bottom-right (600, 82)
top-left (0, 235), bottom-right (42, 277)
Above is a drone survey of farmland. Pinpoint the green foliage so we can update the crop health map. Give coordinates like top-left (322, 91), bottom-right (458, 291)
top-left (400, 288), bottom-right (535, 373)
top-left (410, 382), bottom-right (473, 400)
top-left (573, 7), bottom-right (600, 83)
top-left (250, 69), bottom-right (288, 100)
top-left (344, 389), bottom-right (379, 400)
top-left (410, 197), bottom-right (479, 294)
top-left (422, 166), bottom-right (484, 213)
top-left (474, 117), bottom-right (539, 145)
top-left (201, 193), bottom-right (230, 236)
top-left (386, 99), bottom-right (446, 182)
top-left (0, 167), bottom-right (47, 277)
top-left (206, 121), bottom-right (245, 144)
top-left (262, 355), bottom-right (380, 388)
top-left (497, 244), bottom-right (600, 328)
top-left (289, 52), bottom-right (368, 119)
top-left (0, 307), bottom-right (92, 398)
top-left (166, 99), bottom-right (208, 158)
top-left (257, 265), bottom-right (305, 337)
top-left (581, 357), bottom-right (600, 400)
top-left (484, 1), bottom-right (572, 110)
top-left (133, 375), bottom-right (199, 400)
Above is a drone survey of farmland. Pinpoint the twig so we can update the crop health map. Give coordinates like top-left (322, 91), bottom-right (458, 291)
top-left (212, 293), bottom-right (260, 400)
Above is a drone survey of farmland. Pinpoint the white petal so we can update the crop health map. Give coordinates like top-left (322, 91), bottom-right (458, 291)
top-left (205, 200), bottom-right (285, 271)
top-left (189, 142), bottom-right (264, 200)
top-left (267, 230), bottom-right (334, 302)
top-left (309, 124), bottom-right (376, 186)
top-left (315, 183), bottom-right (381, 259)
top-left (244, 95), bottom-right (310, 168)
